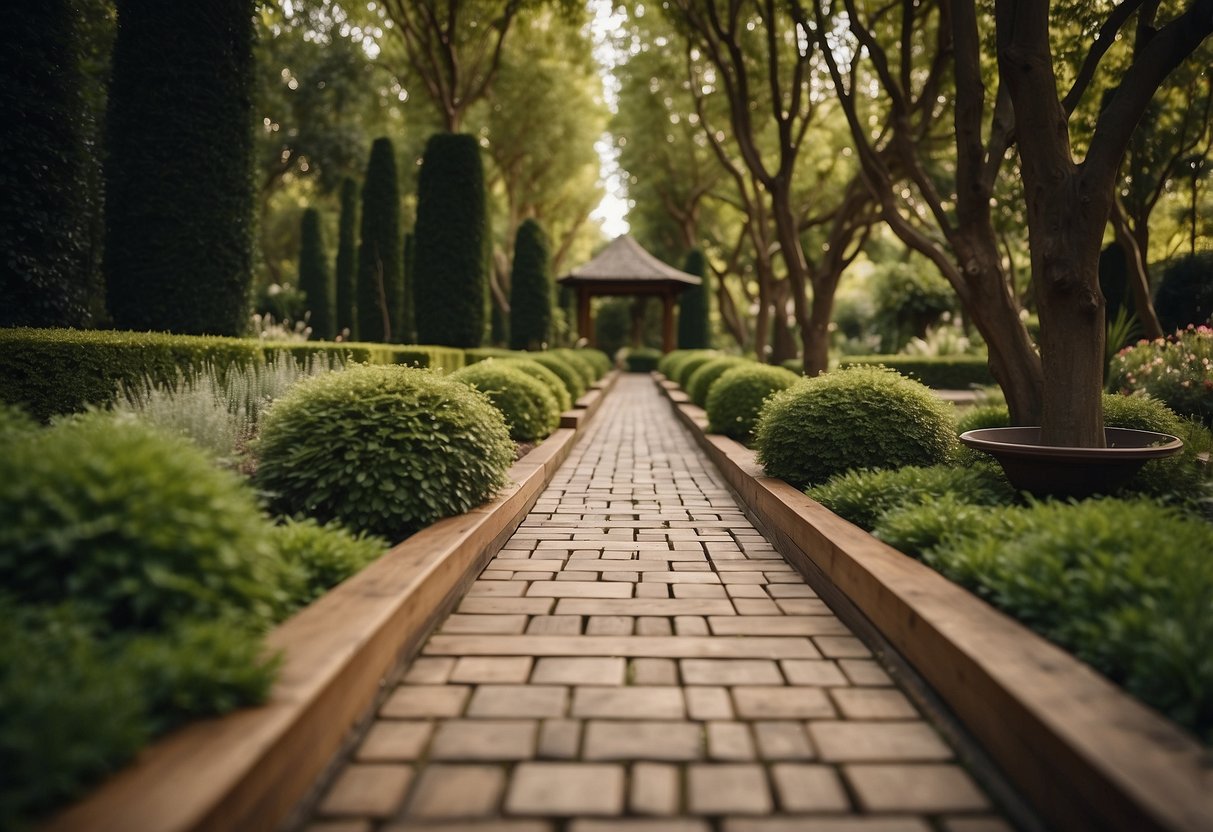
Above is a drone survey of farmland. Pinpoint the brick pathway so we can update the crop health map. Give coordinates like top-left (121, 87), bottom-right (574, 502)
top-left (304, 375), bottom-right (1012, 832)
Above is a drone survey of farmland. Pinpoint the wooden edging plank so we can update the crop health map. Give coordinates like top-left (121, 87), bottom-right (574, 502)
top-left (46, 376), bottom-right (615, 832)
top-left (654, 375), bottom-right (1212, 832)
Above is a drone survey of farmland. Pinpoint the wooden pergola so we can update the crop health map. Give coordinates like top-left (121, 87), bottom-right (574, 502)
top-left (557, 235), bottom-right (702, 353)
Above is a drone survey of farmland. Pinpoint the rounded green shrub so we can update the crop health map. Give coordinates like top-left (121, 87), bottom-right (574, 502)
top-left (552, 348), bottom-right (597, 387)
top-left (0, 414), bottom-right (285, 630)
top-left (674, 351), bottom-right (719, 388)
top-left (624, 347), bottom-right (662, 373)
top-left (873, 494), bottom-right (1014, 560)
top-left (256, 365), bottom-right (513, 540)
top-left (0, 401), bottom-right (38, 442)
top-left (687, 356), bottom-right (748, 408)
top-left (271, 518), bottom-right (388, 612)
top-left (754, 366), bottom-right (956, 488)
top-left (529, 352), bottom-right (586, 400)
top-left (504, 358), bottom-right (573, 413)
top-left (806, 463), bottom-right (1016, 531)
top-left (657, 349), bottom-right (693, 377)
top-left (955, 403), bottom-right (1012, 434)
top-left (451, 361), bottom-right (560, 442)
top-left (576, 348), bottom-right (612, 378)
top-left (706, 364), bottom-right (800, 443)
top-left (661, 349), bottom-right (711, 383)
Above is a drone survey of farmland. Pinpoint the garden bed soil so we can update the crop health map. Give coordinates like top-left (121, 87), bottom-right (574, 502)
top-left (45, 372), bottom-right (618, 832)
top-left (654, 372), bottom-right (1212, 832)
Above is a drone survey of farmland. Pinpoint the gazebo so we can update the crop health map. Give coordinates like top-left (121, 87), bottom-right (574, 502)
top-left (557, 235), bottom-right (702, 353)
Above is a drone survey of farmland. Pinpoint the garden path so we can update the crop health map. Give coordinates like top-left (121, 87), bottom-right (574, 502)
top-left (302, 375), bottom-right (1011, 832)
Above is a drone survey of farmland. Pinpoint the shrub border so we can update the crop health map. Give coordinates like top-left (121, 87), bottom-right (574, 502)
top-left (46, 373), bottom-right (618, 832)
top-left (655, 373), bottom-right (1210, 832)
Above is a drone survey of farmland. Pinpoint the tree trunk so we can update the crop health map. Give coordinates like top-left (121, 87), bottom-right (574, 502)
top-left (802, 287), bottom-right (832, 376)
top-left (1111, 203), bottom-right (1164, 339)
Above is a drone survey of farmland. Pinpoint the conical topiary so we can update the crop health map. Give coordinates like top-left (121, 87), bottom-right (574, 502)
top-left (335, 177), bottom-right (358, 338)
top-left (298, 208), bottom-right (334, 340)
top-left (509, 219), bottom-right (552, 350)
top-left (677, 248), bottom-right (710, 349)
top-left (356, 138), bottom-right (403, 343)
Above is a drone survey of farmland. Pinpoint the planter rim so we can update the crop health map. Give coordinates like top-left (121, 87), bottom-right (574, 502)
top-left (959, 426), bottom-right (1183, 460)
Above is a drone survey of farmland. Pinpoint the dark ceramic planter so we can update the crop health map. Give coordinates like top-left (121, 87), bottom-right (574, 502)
top-left (959, 426), bottom-right (1184, 499)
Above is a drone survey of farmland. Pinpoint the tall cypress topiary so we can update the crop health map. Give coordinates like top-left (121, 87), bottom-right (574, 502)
top-left (509, 220), bottom-right (553, 350)
top-left (413, 134), bottom-right (488, 347)
top-left (356, 138), bottom-right (403, 343)
top-left (400, 231), bottom-right (416, 344)
top-left (678, 248), bottom-right (711, 349)
top-left (104, 0), bottom-right (255, 335)
top-left (298, 208), bottom-right (334, 340)
top-left (1, 0), bottom-right (91, 328)
top-left (335, 177), bottom-right (358, 339)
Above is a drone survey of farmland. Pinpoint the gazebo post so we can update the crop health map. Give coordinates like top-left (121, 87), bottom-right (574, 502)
top-left (577, 285), bottom-right (593, 346)
top-left (661, 289), bottom-right (675, 354)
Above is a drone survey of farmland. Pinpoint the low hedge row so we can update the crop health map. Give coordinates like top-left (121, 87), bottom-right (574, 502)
top-left (833, 355), bottom-right (995, 389)
top-left (0, 328), bottom-right (466, 421)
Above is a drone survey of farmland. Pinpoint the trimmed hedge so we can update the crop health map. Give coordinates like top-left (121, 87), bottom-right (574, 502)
top-left (552, 348), bottom-right (597, 388)
top-left (686, 356), bottom-right (748, 407)
top-left (298, 208), bottom-right (334, 340)
top-left (356, 138), bottom-right (404, 343)
top-left (256, 365), bottom-right (514, 539)
top-left (104, 0), bottom-right (255, 336)
top-left (528, 352), bottom-right (586, 400)
top-left (503, 358), bottom-right (573, 413)
top-left (509, 219), bottom-right (552, 350)
top-left (335, 177), bottom-right (358, 337)
top-left (677, 248), bottom-right (710, 349)
top-left (451, 361), bottom-right (560, 442)
top-left (833, 355), bottom-right (995, 389)
top-left (465, 347), bottom-right (523, 365)
top-left (705, 364), bottom-right (801, 443)
top-left (673, 351), bottom-right (719, 388)
top-left (575, 348), bottom-right (613, 378)
top-left (0, 329), bottom-right (464, 421)
top-left (754, 366), bottom-right (956, 488)
top-left (624, 348), bottom-right (662, 373)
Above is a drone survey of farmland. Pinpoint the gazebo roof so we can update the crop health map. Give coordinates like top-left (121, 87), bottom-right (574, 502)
top-left (557, 235), bottom-right (702, 287)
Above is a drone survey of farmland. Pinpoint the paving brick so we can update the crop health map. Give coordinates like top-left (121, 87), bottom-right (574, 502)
top-left (732, 598), bottom-right (782, 615)
top-left (481, 570), bottom-right (514, 580)
top-left (686, 686), bottom-right (734, 720)
top-left (469, 580), bottom-right (528, 597)
top-left (681, 659), bottom-right (783, 686)
top-left (441, 614), bottom-right (529, 635)
top-left (687, 764), bottom-right (773, 815)
top-left (632, 658), bottom-right (679, 685)
top-left (813, 636), bottom-right (871, 658)
top-left (526, 615), bottom-right (583, 635)
top-left (528, 581), bottom-right (634, 598)
top-left (429, 719), bottom-right (537, 760)
top-left (450, 657), bottom-right (534, 684)
top-left (318, 764), bottom-right (413, 817)
top-left (775, 598), bottom-right (831, 615)
top-left (459, 597), bottom-right (556, 615)
top-left (497, 559), bottom-right (568, 571)
top-left (636, 583), bottom-right (672, 598)
top-left (830, 688), bottom-right (918, 719)
top-left (673, 584), bottom-right (729, 599)
top-left (556, 599), bottom-right (737, 616)
top-left (637, 616), bottom-right (674, 635)
top-left (732, 686), bottom-right (835, 719)
top-left (644, 572), bottom-right (722, 584)
top-left (629, 762), bottom-right (682, 816)
top-left (406, 764), bottom-right (506, 818)
top-left (466, 685), bottom-right (568, 718)
top-left (533, 657), bottom-right (626, 686)
top-left (780, 659), bottom-right (848, 687)
top-left (771, 764), bottom-right (850, 811)
top-left (723, 822), bottom-right (930, 832)
top-left (572, 686), bottom-right (685, 719)
top-left (538, 718), bottom-right (581, 758)
top-left (765, 585), bottom-right (817, 598)
top-left (809, 721), bottom-right (952, 762)
top-left (845, 764), bottom-right (989, 812)
top-left (940, 818), bottom-right (1016, 832)
top-left (583, 720), bottom-right (702, 760)
top-left (586, 615), bottom-right (634, 635)
top-left (356, 720), bottom-right (432, 761)
top-left (709, 616), bottom-right (848, 636)
top-left (574, 821), bottom-right (708, 832)
top-left (381, 685), bottom-right (470, 719)
top-left (505, 763), bottom-right (625, 816)
top-left (303, 821), bottom-right (372, 832)
top-left (839, 659), bottom-right (894, 686)
top-left (402, 657), bottom-right (455, 684)
top-left (425, 635), bottom-right (823, 660)
top-left (707, 721), bottom-right (756, 760)
top-left (674, 616), bottom-right (710, 635)
top-left (726, 584), bottom-right (770, 599)
top-left (557, 570), bottom-right (599, 581)
top-left (753, 721), bottom-right (815, 760)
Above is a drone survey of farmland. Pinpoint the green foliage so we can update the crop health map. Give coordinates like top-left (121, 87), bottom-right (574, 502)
top-left (673, 351), bottom-right (719, 388)
top-left (528, 352), bottom-right (586, 400)
top-left (837, 355), bottom-right (995, 389)
top-left (0, 414), bottom-right (285, 630)
top-left (465, 347), bottom-right (523, 365)
top-left (401, 230), bottom-right (416, 344)
top-left (298, 208), bottom-right (334, 340)
top-left (0, 602), bottom-right (148, 825)
top-left (104, 0), bottom-right (255, 335)
top-left (1109, 326), bottom-right (1213, 425)
top-left (0, 0), bottom-right (91, 328)
top-left (115, 617), bottom-right (279, 734)
top-left (873, 495), bottom-right (1012, 560)
top-left (356, 137), bottom-right (404, 343)
top-left (924, 499), bottom-right (1213, 741)
top-left (955, 403), bottom-right (1012, 434)
top-left (451, 361), bottom-right (560, 442)
top-left (624, 347), bottom-right (662, 372)
top-left (677, 248), bottom-right (711, 349)
top-left (270, 518), bottom-right (386, 612)
top-left (1154, 252), bottom-right (1213, 332)
top-left (754, 366), bottom-right (956, 488)
top-left (657, 349), bottom-right (702, 377)
top-left (0, 401), bottom-right (39, 442)
top-left (807, 464), bottom-right (1017, 532)
top-left (414, 133), bottom-right (489, 348)
top-left (335, 177), bottom-right (358, 338)
top-left (255, 365), bottom-right (513, 540)
top-left (686, 356), bottom-right (748, 408)
top-left (552, 348), bottom-right (598, 386)
top-left (870, 262), bottom-right (957, 353)
top-left (576, 348), bottom-right (613, 377)
top-left (704, 363), bottom-right (805, 444)
top-left (503, 358), bottom-right (573, 412)
top-left (509, 219), bottom-right (553, 350)
top-left (594, 298), bottom-right (632, 358)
